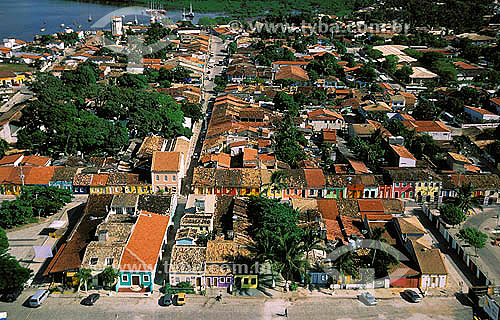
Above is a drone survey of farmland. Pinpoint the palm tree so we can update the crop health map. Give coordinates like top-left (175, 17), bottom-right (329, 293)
top-left (77, 268), bottom-right (92, 292)
top-left (261, 170), bottom-right (289, 199)
top-left (275, 229), bottom-right (306, 291)
top-left (300, 228), bottom-right (324, 285)
top-left (248, 230), bottom-right (278, 288)
top-left (455, 181), bottom-right (483, 215)
top-left (369, 227), bottom-right (387, 267)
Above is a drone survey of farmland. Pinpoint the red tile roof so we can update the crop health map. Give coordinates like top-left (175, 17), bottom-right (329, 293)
top-left (390, 144), bottom-right (416, 160)
top-left (325, 219), bottom-right (343, 242)
top-left (402, 120), bottom-right (451, 133)
top-left (24, 166), bottom-right (57, 185)
top-left (304, 169), bottom-right (326, 188)
top-left (21, 155), bottom-right (51, 166)
top-left (317, 199), bottom-right (338, 220)
top-left (120, 212), bottom-right (170, 271)
top-left (348, 159), bottom-right (370, 174)
top-left (308, 109), bottom-right (344, 121)
top-left (152, 151), bottom-right (181, 172)
top-left (358, 199), bottom-right (385, 213)
top-left (0, 154), bottom-right (23, 165)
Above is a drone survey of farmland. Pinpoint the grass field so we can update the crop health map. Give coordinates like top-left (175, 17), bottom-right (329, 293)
top-left (0, 63), bottom-right (34, 73)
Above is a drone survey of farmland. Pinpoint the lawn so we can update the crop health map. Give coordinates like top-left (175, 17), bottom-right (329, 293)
top-left (0, 63), bottom-right (34, 73)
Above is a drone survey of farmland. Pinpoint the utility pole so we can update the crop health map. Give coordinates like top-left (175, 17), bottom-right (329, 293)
top-left (19, 165), bottom-right (25, 187)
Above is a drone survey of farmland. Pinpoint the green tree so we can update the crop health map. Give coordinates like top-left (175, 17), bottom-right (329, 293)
top-left (100, 267), bottom-right (119, 289)
top-left (180, 102), bottom-right (203, 122)
top-left (455, 182), bottom-right (483, 215)
top-left (0, 227), bottom-right (8, 255)
top-left (457, 227), bottom-right (488, 256)
top-left (77, 268), bottom-right (92, 292)
top-left (300, 228), bottom-right (323, 285)
top-left (116, 73), bottom-right (147, 89)
top-left (0, 200), bottom-right (34, 229)
top-left (382, 54), bottom-right (399, 74)
top-left (439, 203), bottom-right (466, 227)
top-left (261, 170), bottom-right (289, 198)
top-left (0, 139), bottom-right (10, 158)
top-left (358, 62), bottom-right (377, 82)
top-left (394, 65), bottom-right (413, 83)
top-left (19, 186), bottom-right (73, 218)
top-left (0, 254), bottom-right (32, 293)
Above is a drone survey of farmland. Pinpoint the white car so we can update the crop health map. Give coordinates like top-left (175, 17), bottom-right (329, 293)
top-left (358, 292), bottom-right (377, 306)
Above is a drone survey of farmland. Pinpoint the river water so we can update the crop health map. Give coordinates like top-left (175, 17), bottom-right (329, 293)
top-left (0, 0), bottom-right (224, 41)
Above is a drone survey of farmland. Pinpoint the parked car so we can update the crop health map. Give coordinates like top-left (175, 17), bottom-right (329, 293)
top-left (81, 293), bottom-right (100, 306)
top-left (358, 292), bottom-right (377, 306)
top-left (174, 293), bottom-right (185, 306)
top-left (1, 287), bottom-right (23, 302)
top-left (162, 293), bottom-right (172, 306)
top-left (401, 289), bottom-right (422, 303)
top-left (28, 289), bottom-right (50, 307)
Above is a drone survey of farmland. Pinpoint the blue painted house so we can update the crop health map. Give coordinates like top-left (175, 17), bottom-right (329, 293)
top-left (49, 167), bottom-right (77, 192)
top-left (118, 212), bottom-right (170, 292)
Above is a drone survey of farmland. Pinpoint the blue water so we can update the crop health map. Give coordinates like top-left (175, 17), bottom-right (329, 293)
top-left (0, 0), bottom-right (224, 41)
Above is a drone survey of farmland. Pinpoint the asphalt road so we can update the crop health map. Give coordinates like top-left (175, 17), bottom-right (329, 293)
top-left (0, 291), bottom-right (472, 320)
top-left (463, 206), bottom-right (500, 284)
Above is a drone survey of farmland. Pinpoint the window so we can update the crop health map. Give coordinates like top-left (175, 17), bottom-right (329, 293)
top-left (156, 175), bottom-right (159, 181)
top-left (310, 190), bottom-right (315, 196)
top-left (172, 187), bottom-right (177, 193)
top-left (172, 175), bottom-right (176, 181)
top-left (364, 191), bottom-right (369, 198)
top-left (395, 192), bottom-right (399, 198)
top-left (294, 189), bottom-right (298, 195)
top-left (370, 191), bottom-right (376, 198)
top-left (105, 258), bottom-right (113, 266)
top-left (251, 278), bottom-right (257, 285)
top-left (115, 207), bottom-right (123, 214)
top-left (90, 258), bottom-right (98, 265)
top-left (164, 175), bottom-right (168, 182)
top-left (226, 277), bottom-right (231, 283)
top-left (143, 275), bottom-right (150, 282)
top-left (401, 192), bottom-right (406, 198)
top-left (122, 274), bottom-right (128, 282)
top-left (220, 277), bottom-right (225, 283)
top-left (402, 183), bottom-right (406, 187)
top-left (243, 278), bottom-right (249, 285)
top-left (395, 183), bottom-right (399, 187)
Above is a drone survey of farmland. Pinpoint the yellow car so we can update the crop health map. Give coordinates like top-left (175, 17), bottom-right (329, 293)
top-left (174, 293), bottom-right (185, 306)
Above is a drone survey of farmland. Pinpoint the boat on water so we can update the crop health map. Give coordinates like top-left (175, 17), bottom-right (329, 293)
top-left (60, 23), bottom-right (65, 27)
top-left (88, 15), bottom-right (92, 22)
top-left (40, 27), bottom-right (46, 32)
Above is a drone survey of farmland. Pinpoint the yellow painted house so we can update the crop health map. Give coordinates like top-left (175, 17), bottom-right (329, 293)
top-left (415, 181), bottom-right (441, 202)
top-left (0, 71), bottom-right (28, 85)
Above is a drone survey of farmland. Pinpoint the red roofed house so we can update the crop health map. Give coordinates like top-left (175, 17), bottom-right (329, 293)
top-left (271, 60), bottom-right (309, 72)
top-left (304, 169), bottom-right (326, 198)
top-left (402, 121), bottom-right (452, 141)
top-left (274, 65), bottom-right (310, 82)
top-left (151, 151), bottom-right (185, 195)
top-left (307, 109), bottom-right (345, 131)
top-left (358, 199), bottom-right (393, 220)
top-left (464, 105), bottom-right (500, 122)
top-left (389, 144), bottom-right (416, 168)
top-left (118, 212), bottom-right (170, 292)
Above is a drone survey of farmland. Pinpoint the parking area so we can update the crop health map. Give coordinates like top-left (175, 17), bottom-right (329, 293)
top-left (0, 288), bottom-right (472, 320)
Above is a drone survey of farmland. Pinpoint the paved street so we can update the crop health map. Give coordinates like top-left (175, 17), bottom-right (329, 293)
top-left (462, 206), bottom-right (500, 285)
top-left (0, 289), bottom-right (472, 320)
top-left (6, 195), bottom-right (88, 282)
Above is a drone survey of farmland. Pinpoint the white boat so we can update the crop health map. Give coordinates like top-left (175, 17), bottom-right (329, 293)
top-left (60, 23), bottom-right (65, 27)
top-left (88, 15), bottom-right (92, 22)
top-left (40, 27), bottom-right (46, 32)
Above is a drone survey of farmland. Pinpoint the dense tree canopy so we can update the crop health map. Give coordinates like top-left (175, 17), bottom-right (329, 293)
top-left (19, 63), bottom-right (191, 157)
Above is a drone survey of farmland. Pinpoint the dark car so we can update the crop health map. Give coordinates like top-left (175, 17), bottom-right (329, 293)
top-left (81, 293), bottom-right (100, 306)
top-left (402, 289), bottom-right (422, 303)
top-left (1, 287), bottom-right (23, 302)
top-left (162, 293), bottom-right (172, 306)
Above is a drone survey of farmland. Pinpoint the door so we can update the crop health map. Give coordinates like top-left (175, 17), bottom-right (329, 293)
top-left (132, 275), bottom-right (140, 286)
top-left (213, 277), bottom-right (218, 287)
